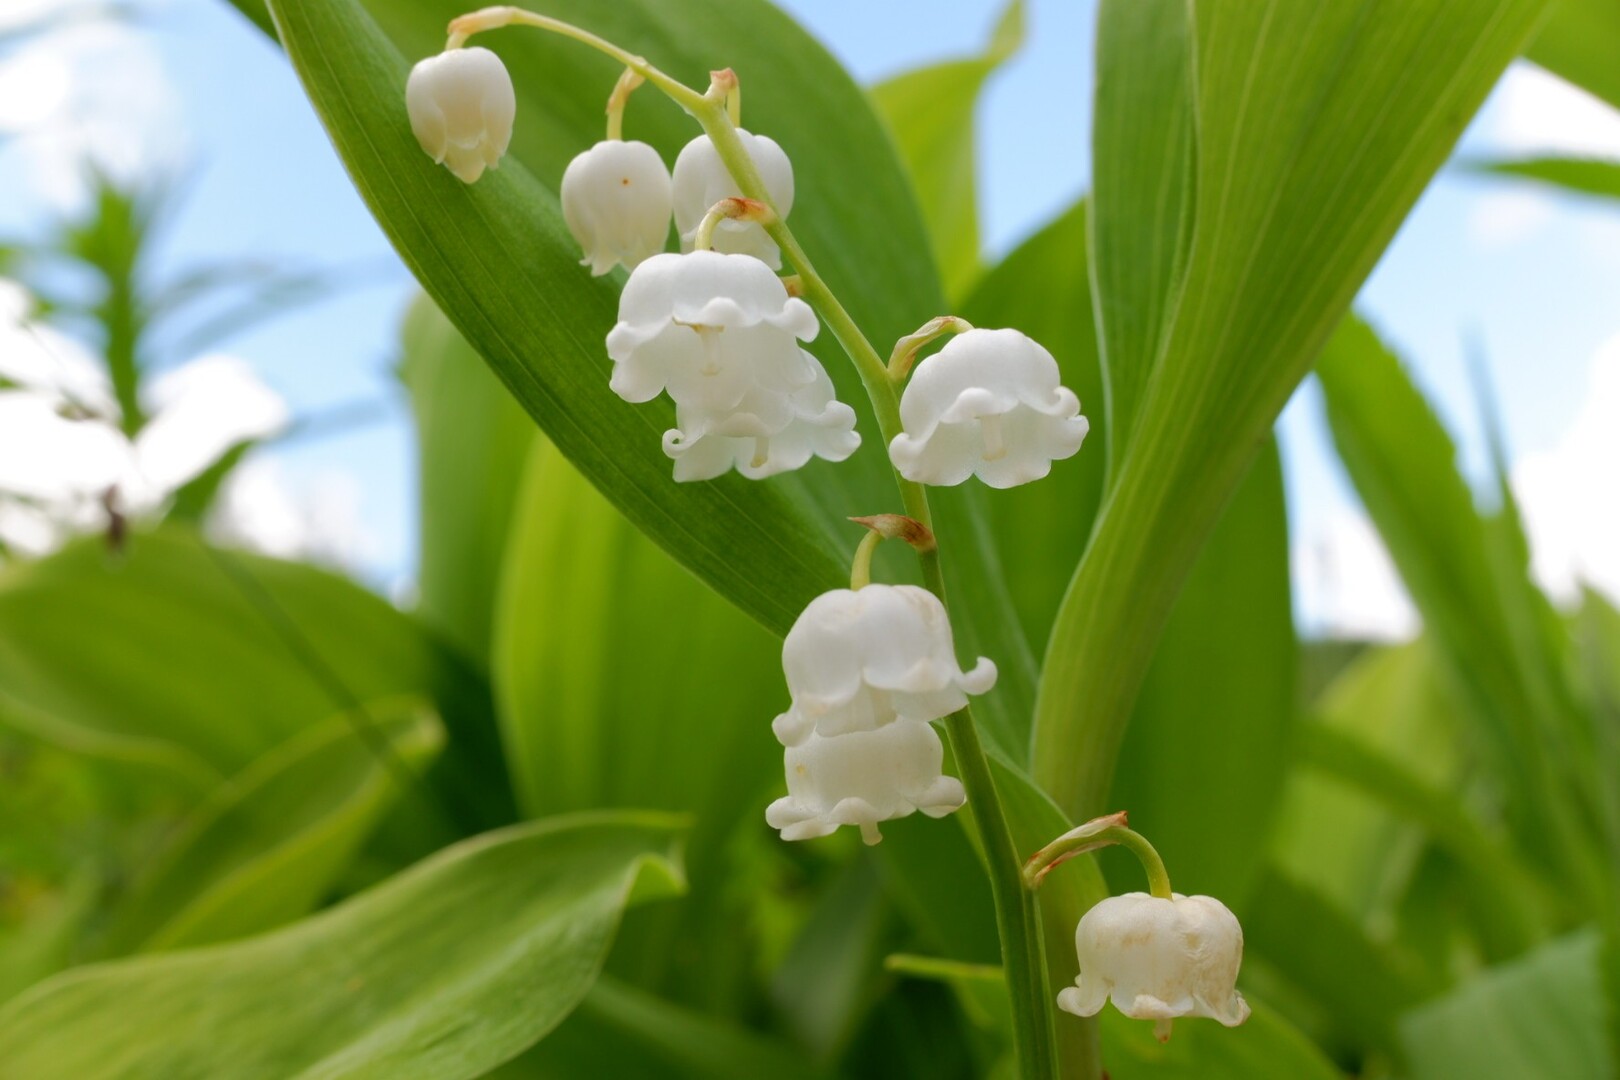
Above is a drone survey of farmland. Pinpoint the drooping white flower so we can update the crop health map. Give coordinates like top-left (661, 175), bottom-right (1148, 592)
top-left (606, 250), bottom-right (860, 480)
top-left (772, 584), bottom-right (996, 747)
top-left (889, 328), bottom-right (1088, 489)
top-left (1057, 892), bottom-right (1250, 1040)
top-left (561, 140), bottom-right (672, 275)
top-left (405, 47), bottom-right (516, 184)
top-left (671, 130), bottom-right (794, 267)
top-left (766, 719), bottom-right (966, 845)
top-left (663, 355), bottom-right (859, 481)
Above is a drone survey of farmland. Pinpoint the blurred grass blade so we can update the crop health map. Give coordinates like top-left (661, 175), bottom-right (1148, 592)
top-left (1316, 316), bottom-right (1601, 902)
top-left (1525, 0), bottom-right (1620, 112)
top-left (0, 812), bottom-right (685, 1080)
top-left (871, 0), bottom-right (1024, 299)
top-left (1035, 0), bottom-right (1549, 821)
top-left (1087, 0), bottom-right (1195, 467)
top-left (1399, 930), bottom-right (1613, 1080)
top-left (401, 294), bottom-right (536, 666)
top-left (1473, 156), bottom-right (1620, 202)
top-left (99, 700), bottom-right (443, 955)
top-left (1098, 1002), bottom-right (1343, 1080)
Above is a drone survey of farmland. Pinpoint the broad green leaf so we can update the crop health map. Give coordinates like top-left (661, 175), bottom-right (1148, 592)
top-left (402, 294), bottom-right (536, 666)
top-left (1109, 441), bottom-right (1295, 908)
top-left (257, 0), bottom-right (1038, 759)
top-left (498, 976), bottom-right (830, 1080)
top-left (1525, 0), bottom-right (1620, 112)
top-left (870, 0), bottom-right (1024, 299)
top-left (99, 700), bottom-right (443, 954)
top-left (1476, 156), bottom-right (1620, 202)
top-left (0, 527), bottom-right (512, 830)
top-left (1087, 0), bottom-right (1195, 466)
top-left (1400, 930), bottom-right (1612, 1080)
top-left (0, 812), bottom-right (685, 1080)
top-left (1317, 317), bottom-right (1601, 902)
top-left (1036, 0), bottom-right (1550, 821)
top-left (492, 438), bottom-right (782, 1001)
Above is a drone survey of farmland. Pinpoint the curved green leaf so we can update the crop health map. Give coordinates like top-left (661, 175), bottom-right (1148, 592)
top-left (0, 812), bottom-right (686, 1080)
top-left (100, 700), bottom-right (443, 954)
top-left (871, 0), bottom-right (1024, 299)
top-left (1526, 0), bottom-right (1620, 113)
top-left (402, 294), bottom-right (537, 667)
top-left (1475, 156), bottom-right (1620, 202)
top-left (1036, 0), bottom-right (1550, 821)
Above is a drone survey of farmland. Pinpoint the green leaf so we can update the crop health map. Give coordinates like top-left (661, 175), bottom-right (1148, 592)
top-left (1400, 930), bottom-right (1613, 1080)
top-left (0, 812), bottom-right (686, 1080)
top-left (1525, 0), bottom-right (1620, 113)
top-left (0, 527), bottom-right (512, 830)
top-left (98, 700), bottom-right (443, 954)
top-left (1474, 156), bottom-right (1620, 202)
top-left (1086, 0), bottom-right (1195, 465)
top-left (1035, 0), bottom-right (1550, 821)
top-left (400, 294), bottom-right (536, 665)
top-left (491, 438), bottom-right (783, 1001)
top-left (870, 0), bottom-right (1024, 300)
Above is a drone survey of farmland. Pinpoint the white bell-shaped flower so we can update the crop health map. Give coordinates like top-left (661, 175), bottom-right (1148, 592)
top-left (1057, 892), bottom-right (1250, 1039)
top-left (671, 130), bottom-right (794, 268)
top-left (607, 251), bottom-right (862, 480)
top-left (766, 720), bottom-right (966, 845)
top-left (889, 328), bottom-right (1088, 489)
top-left (772, 584), bottom-right (996, 747)
top-left (406, 47), bottom-right (516, 184)
top-left (663, 355), bottom-right (859, 481)
top-left (561, 140), bottom-right (673, 275)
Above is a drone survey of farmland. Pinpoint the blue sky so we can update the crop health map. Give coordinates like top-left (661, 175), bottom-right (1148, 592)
top-left (3, 0), bottom-right (1618, 635)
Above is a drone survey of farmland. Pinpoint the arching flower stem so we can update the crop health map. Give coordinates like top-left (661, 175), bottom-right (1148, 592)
top-left (1023, 811), bottom-right (1173, 899)
top-left (888, 314), bottom-right (975, 382)
top-left (604, 67), bottom-right (643, 141)
top-left (692, 197), bottom-right (775, 253)
top-left (436, 11), bottom-right (1060, 1078)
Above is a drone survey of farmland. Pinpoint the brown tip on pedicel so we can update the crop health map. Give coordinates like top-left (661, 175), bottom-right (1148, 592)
top-left (849, 514), bottom-right (936, 553)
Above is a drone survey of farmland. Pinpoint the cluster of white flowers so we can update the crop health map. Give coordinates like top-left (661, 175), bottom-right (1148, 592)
top-left (765, 583), bottom-right (994, 844)
top-left (403, 27), bottom-right (1244, 1049)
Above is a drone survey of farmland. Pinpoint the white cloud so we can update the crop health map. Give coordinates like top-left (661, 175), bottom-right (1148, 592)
top-left (1293, 509), bottom-right (1419, 642)
top-left (1489, 63), bottom-right (1620, 160)
top-left (1512, 332), bottom-right (1620, 605)
top-left (1466, 189), bottom-right (1556, 250)
top-left (208, 458), bottom-right (374, 573)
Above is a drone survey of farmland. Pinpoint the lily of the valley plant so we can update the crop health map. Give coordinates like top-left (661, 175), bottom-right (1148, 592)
top-left (403, 10), bottom-right (1249, 1077)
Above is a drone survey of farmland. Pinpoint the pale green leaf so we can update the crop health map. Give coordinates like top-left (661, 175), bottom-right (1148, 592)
top-left (0, 812), bottom-right (685, 1080)
top-left (1400, 930), bottom-right (1612, 1080)
top-left (1475, 156), bottom-right (1620, 202)
top-left (871, 0), bottom-right (1024, 299)
top-left (401, 294), bottom-right (536, 666)
top-left (1525, 0), bottom-right (1620, 112)
top-left (98, 700), bottom-right (443, 954)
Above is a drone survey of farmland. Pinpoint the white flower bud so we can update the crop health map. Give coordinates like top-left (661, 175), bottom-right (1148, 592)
top-left (607, 251), bottom-right (860, 480)
top-left (561, 140), bottom-right (673, 275)
top-left (1057, 892), bottom-right (1250, 1039)
top-left (766, 719), bottom-right (966, 845)
top-left (405, 47), bottom-right (516, 184)
top-left (772, 584), bottom-right (996, 747)
top-left (888, 328), bottom-right (1088, 489)
top-left (672, 130), bottom-right (794, 268)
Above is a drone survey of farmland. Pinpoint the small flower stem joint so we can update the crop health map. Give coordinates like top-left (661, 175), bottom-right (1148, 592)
top-left (693, 197), bottom-right (776, 252)
top-left (779, 274), bottom-right (805, 298)
top-left (1023, 811), bottom-right (1173, 899)
top-left (605, 67), bottom-right (645, 141)
top-left (707, 67), bottom-right (742, 123)
top-left (888, 315), bottom-right (974, 382)
top-left (847, 514), bottom-right (935, 589)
